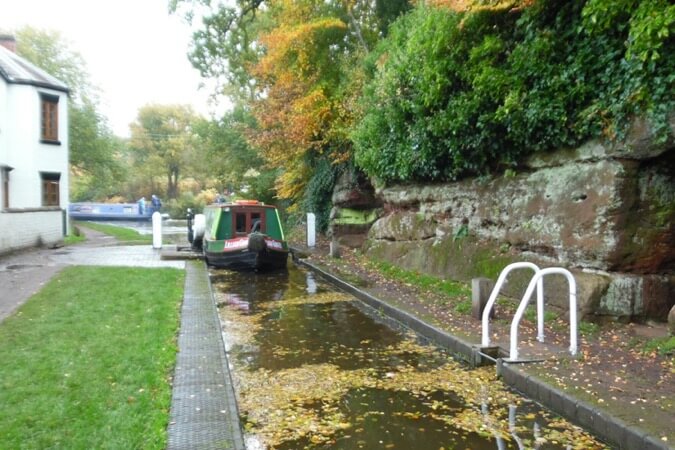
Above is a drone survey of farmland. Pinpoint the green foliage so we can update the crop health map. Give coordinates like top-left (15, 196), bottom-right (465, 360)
top-left (15, 27), bottom-right (89, 100)
top-left (454, 299), bottom-right (473, 315)
top-left (0, 266), bottom-right (183, 449)
top-left (129, 104), bottom-right (199, 199)
top-left (302, 158), bottom-right (339, 233)
top-left (368, 258), bottom-right (470, 298)
top-left (63, 232), bottom-right (85, 246)
top-left (354, 1), bottom-right (675, 183)
top-left (641, 335), bottom-right (675, 356)
top-left (193, 107), bottom-right (278, 204)
top-left (524, 305), bottom-right (559, 324)
top-left (77, 222), bottom-right (151, 244)
top-left (578, 321), bottom-right (601, 336)
top-left (453, 224), bottom-right (469, 242)
top-left (163, 191), bottom-right (206, 219)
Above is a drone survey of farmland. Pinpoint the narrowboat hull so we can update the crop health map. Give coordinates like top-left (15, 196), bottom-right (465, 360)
top-left (204, 239), bottom-right (288, 270)
top-left (204, 246), bottom-right (288, 270)
top-left (200, 200), bottom-right (289, 271)
top-left (68, 203), bottom-right (159, 221)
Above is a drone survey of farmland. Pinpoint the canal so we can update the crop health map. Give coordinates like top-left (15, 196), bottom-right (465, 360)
top-left (212, 265), bottom-right (607, 450)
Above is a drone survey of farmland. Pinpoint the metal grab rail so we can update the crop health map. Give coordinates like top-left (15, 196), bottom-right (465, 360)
top-left (481, 262), bottom-right (544, 347)
top-left (510, 267), bottom-right (577, 360)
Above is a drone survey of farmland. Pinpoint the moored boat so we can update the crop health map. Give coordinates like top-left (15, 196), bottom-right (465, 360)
top-left (201, 200), bottom-right (289, 270)
top-left (68, 202), bottom-right (158, 221)
top-left (69, 196), bottom-right (164, 221)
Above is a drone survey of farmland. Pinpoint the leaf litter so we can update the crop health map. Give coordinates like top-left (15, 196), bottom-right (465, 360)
top-left (215, 274), bottom-right (607, 449)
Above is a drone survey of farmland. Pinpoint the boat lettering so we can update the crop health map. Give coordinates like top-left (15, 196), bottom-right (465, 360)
top-left (265, 239), bottom-right (283, 250)
top-left (225, 238), bottom-right (249, 249)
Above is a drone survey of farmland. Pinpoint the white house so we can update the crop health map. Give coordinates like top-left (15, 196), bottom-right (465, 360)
top-left (0, 35), bottom-right (70, 254)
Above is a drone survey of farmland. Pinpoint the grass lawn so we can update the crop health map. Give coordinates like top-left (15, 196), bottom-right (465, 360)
top-left (0, 266), bottom-right (184, 449)
top-left (77, 222), bottom-right (152, 244)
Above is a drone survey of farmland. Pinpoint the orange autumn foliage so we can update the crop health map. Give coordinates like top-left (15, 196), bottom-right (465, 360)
top-left (249, 8), bottom-right (348, 202)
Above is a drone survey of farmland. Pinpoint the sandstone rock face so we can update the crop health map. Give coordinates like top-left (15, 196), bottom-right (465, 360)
top-left (329, 169), bottom-right (382, 248)
top-left (364, 141), bottom-right (675, 321)
top-left (332, 170), bottom-right (380, 209)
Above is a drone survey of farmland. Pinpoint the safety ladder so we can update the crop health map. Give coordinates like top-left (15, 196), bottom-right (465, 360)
top-left (481, 263), bottom-right (578, 361)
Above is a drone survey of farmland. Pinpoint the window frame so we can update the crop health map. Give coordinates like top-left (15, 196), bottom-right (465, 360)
top-left (40, 93), bottom-right (60, 144)
top-left (40, 172), bottom-right (61, 207)
top-left (1, 166), bottom-right (11, 210)
top-left (231, 208), bottom-right (266, 236)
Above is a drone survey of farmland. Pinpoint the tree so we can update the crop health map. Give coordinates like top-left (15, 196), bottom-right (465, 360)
top-left (128, 104), bottom-right (200, 200)
top-left (171, 0), bottom-right (412, 220)
top-left (15, 27), bottom-right (124, 201)
top-left (192, 107), bottom-right (277, 203)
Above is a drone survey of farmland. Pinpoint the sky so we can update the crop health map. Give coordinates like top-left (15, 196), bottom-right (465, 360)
top-left (2, 0), bottom-right (221, 137)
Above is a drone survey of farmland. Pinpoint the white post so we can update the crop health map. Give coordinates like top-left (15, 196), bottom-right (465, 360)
top-left (307, 213), bottom-right (316, 248)
top-left (152, 212), bottom-right (162, 249)
top-left (509, 267), bottom-right (577, 360)
top-left (481, 262), bottom-right (543, 347)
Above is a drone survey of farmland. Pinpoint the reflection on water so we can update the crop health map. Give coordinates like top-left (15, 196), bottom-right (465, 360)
top-left (212, 266), bottom-right (607, 450)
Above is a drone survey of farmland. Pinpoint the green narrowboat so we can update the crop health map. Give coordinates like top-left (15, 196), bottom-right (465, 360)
top-left (202, 200), bottom-right (289, 270)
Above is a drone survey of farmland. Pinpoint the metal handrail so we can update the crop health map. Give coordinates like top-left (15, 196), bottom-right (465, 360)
top-left (481, 262), bottom-right (544, 347)
top-left (510, 267), bottom-right (577, 360)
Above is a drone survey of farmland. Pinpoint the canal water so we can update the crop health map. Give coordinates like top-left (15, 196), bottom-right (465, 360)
top-left (212, 265), bottom-right (607, 450)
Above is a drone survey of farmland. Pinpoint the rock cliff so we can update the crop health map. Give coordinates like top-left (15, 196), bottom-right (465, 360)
top-left (359, 119), bottom-right (675, 321)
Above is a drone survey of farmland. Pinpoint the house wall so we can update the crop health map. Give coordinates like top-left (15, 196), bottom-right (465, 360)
top-left (0, 81), bottom-right (7, 165)
top-left (0, 80), bottom-right (69, 254)
top-left (2, 84), bottom-right (69, 209)
top-left (0, 209), bottom-right (65, 254)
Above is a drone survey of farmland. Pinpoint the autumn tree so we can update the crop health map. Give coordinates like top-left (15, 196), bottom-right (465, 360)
top-left (172, 0), bottom-right (410, 227)
top-left (128, 104), bottom-right (200, 200)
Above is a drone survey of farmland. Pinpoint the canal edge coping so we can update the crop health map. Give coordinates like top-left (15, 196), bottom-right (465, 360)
top-left (167, 260), bottom-right (246, 450)
top-left (294, 257), bottom-right (672, 450)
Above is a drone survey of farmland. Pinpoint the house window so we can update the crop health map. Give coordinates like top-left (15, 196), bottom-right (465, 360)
top-left (40, 94), bottom-right (59, 143)
top-left (1, 167), bottom-right (11, 209)
top-left (41, 172), bottom-right (60, 206)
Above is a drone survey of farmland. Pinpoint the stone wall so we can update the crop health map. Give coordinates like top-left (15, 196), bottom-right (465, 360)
top-left (362, 123), bottom-right (675, 321)
top-left (0, 208), bottom-right (65, 255)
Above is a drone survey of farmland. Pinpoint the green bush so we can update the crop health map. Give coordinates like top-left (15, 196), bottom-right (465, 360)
top-left (302, 158), bottom-right (339, 233)
top-left (353, 0), bottom-right (674, 183)
top-left (163, 192), bottom-right (206, 219)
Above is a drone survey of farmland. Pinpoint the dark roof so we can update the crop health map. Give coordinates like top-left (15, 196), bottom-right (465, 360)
top-left (0, 45), bottom-right (69, 93)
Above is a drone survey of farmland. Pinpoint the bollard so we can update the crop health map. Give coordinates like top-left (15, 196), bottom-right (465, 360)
top-left (307, 213), bottom-right (316, 248)
top-left (152, 212), bottom-right (162, 249)
top-left (329, 238), bottom-right (341, 258)
top-left (472, 277), bottom-right (494, 320)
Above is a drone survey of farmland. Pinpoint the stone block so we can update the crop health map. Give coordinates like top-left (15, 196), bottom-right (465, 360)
top-left (641, 435), bottom-right (670, 450)
top-left (604, 418), bottom-right (628, 450)
top-left (472, 277), bottom-right (495, 320)
top-left (561, 397), bottom-right (579, 422)
top-left (624, 427), bottom-right (648, 450)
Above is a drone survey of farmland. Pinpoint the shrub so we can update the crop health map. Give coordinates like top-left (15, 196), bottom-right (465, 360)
top-left (302, 158), bottom-right (340, 233)
top-left (163, 192), bottom-right (206, 219)
top-left (353, 0), bottom-right (674, 183)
